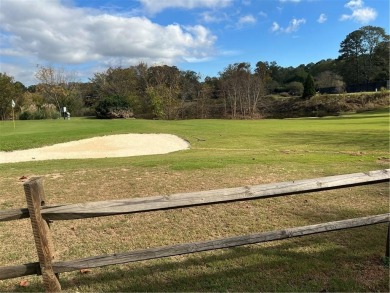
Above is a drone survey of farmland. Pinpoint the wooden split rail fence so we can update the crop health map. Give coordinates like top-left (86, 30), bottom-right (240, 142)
top-left (1, 169), bottom-right (389, 292)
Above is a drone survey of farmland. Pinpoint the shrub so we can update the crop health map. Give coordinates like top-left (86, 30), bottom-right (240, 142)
top-left (19, 107), bottom-right (60, 120)
top-left (19, 111), bottom-right (32, 120)
top-left (279, 92), bottom-right (291, 97)
top-left (305, 95), bottom-right (349, 117)
top-left (285, 82), bottom-right (304, 96)
top-left (95, 96), bottom-right (133, 119)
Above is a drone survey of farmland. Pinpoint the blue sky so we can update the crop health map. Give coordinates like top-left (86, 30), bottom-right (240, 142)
top-left (0, 0), bottom-right (388, 85)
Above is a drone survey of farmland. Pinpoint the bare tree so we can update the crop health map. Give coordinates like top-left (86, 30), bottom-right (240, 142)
top-left (315, 71), bottom-right (345, 93)
top-left (35, 65), bottom-right (82, 115)
top-left (220, 63), bottom-right (266, 119)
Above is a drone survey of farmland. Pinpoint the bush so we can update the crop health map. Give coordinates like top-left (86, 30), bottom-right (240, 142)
top-left (259, 96), bottom-right (304, 118)
top-left (81, 107), bottom-right (97, 117)
top-left (19, 111), bottom-right (32, 120)
top-left (285, 82), bottom-right (304, 96)
top-left (19, 108), bottom-right (60, 120)
top-left (279, 92), bottom-right (291, 97)
top-left (305, 96), bottom-right (349, 117)
top-left (95, 96), bottom-right (134, 119)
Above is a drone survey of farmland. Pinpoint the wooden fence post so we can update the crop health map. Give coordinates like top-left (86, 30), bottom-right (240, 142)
top-left (386, 223), bottom-right (389, 259)
top-left (24, 177), bottom-right (61, 292)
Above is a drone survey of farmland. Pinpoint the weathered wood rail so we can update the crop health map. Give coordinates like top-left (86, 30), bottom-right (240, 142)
top-left (0, 169), bottom-right (389, 292)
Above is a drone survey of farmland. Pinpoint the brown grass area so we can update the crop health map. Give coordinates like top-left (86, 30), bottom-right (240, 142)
top-left (0, 165), bottom-right (388, 291)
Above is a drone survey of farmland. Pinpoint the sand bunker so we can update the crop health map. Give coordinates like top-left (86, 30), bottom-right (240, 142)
top-left (0, 134), bottom-right (190, 164)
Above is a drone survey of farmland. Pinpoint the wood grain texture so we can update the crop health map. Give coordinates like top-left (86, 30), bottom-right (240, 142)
top-left (386, 223), bottom-right (389, 258)
top-left (2, 213), bottom-right (388, 279)
top-left (0, 208), bottom-right (29, 222)
top-left (1, 170), bottom-right (388, 282)
top-left (24, 177), bottom-right (61, 292)
top-left (0, 263), bottom-right (40, 280)
top-left (41, 169), bottom-right (389, 221)
top-left (51, 213), bottom-right (389, 273)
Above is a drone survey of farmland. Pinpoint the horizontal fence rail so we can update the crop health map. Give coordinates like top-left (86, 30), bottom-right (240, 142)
top-left (0, 169), bottom-right (389, 292)
top-left (0, 213), bottom-right (388, 280)
top-left (1, 169), bottom-right (388, 222)
top-left (0, 208), bottom-right (29, 222)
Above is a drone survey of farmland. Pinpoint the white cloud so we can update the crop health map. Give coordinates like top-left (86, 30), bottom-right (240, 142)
top-left (259, 11), bottom-right (268, 18)
top-left (271, 22), bottom-right (280, 32)
top-left (271, 18), bottom-right (306, 33)
top-left (200, 11), bottom-right (229, 23)
top-left (345, 0), bottom-right (363, 9)
top-left (284, 18), bottom-right (306, 33)
top-left (238, 14), bottom-right (257, 25)
top-left (0, 0), bottom-right (217, 68)
top-left (317, 13), bottom-right (327, 23)
top-left (139, 0), bottom-right (233, 14)
top-left (341, 7), bottom-right (377, 23)
top-left (341, 0), bottom-right (377, 23)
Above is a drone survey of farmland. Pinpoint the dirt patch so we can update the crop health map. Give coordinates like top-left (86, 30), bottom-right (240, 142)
top-left (376, 157), bottom-right (390, 165)
top-left (0, 134), bottom-right (190, 164)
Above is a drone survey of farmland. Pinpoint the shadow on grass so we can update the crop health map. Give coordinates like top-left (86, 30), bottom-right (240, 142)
top-left (7, 200), bottom-right (389, 292)
top-left (9, 226), bottom-right (388, 292)
top-left (318, 114), bottom-right (390, 120)
top-left (279, 110), bottom-right (389, 151)
top-left (274, 130), bottom-right (389, 151)
top-left (52, 224), bottom-right (389, 292)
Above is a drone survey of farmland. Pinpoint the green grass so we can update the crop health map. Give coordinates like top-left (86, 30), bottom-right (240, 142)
top-left (1, 110), bottom-right (389, 153)
top-left (0, 110), bottom-right (389, 292)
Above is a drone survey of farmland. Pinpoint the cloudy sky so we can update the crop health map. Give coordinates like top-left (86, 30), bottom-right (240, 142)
top-left (0, 0), bottom-right (388, 85)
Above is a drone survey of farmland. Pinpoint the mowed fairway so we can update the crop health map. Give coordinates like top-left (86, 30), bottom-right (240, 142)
top-left (0, 110), bottom-right (389, 292)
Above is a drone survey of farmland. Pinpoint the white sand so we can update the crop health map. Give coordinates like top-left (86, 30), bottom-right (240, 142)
top-left (0, 134), bottom-right (190, 164)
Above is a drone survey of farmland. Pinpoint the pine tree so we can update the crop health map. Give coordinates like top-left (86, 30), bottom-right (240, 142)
top-left (302, 74), bottom-right (315, 99)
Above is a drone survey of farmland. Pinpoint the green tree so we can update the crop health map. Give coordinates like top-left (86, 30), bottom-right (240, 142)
top-left (360, 26), bottom-right (388, 83)
top-left (339, 30), bottom-right (364, 84)
top-left (0, 73), bottom-right (23, 120)
top-left (373, 39), bottom-right (390, 81)
top-left (255, 61), bottom-right (274, 93)
top-left (91, 67), bottom-right (138, 98)
top-left (286, 64), bottom-right (308, 84)
top-left (302, 74), bottom-right (315, 99)
top-left (95, 95), bottom-right (133, 119)
top-left (92, 63), bottom-right (152, 116)
top-left (146, 65), bottom-right (181, 119)
top-left (203, 76), bottom-right (222, 100)
top-left (338, 26), bottom-right (389, 85)
top-left (309, 59), bottom-right (338, 78)
top-left (146, 85), bottom-right (165, 119)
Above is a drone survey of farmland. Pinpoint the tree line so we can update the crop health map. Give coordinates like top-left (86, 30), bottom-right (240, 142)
top-left (0, 25), bottom-right (388, 120)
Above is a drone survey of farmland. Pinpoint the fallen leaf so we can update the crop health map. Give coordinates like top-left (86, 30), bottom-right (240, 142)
top-left (80, 269), bottom-right (92, 274)
top-left (19, 280), bottom-right (29, 287)
top-left (19, 176), bottom-right (28, 180)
